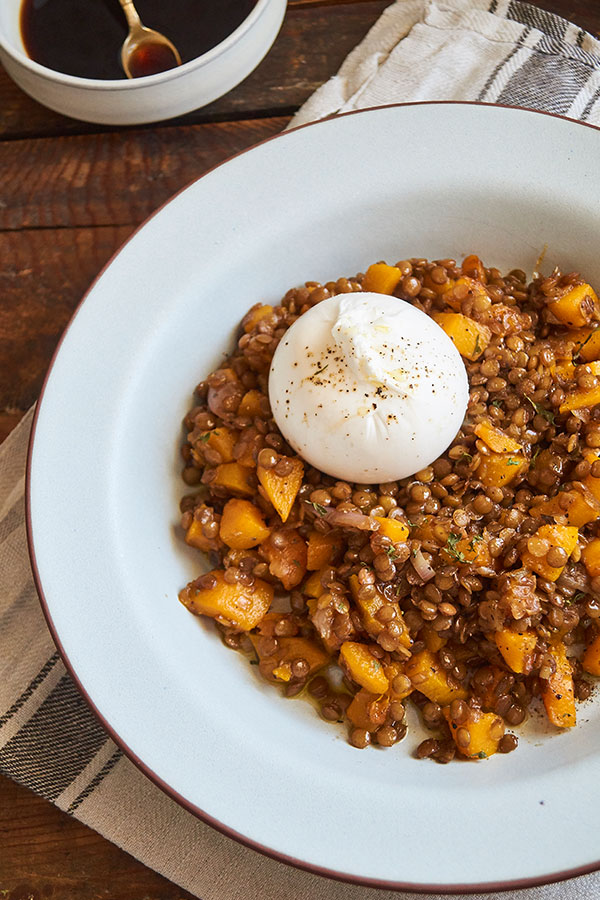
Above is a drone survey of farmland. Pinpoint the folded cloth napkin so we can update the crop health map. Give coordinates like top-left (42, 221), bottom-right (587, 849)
top-left (3, 2), bottom-right (600, 898)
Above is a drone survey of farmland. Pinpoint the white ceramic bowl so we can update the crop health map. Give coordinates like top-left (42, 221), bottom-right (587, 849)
top-left (0, 0), bottom-right (286, 125)
top-left (27, 103), bottom-right (600, 892)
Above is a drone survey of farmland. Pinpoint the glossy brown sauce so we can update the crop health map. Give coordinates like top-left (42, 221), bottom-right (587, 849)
top-left (20, 0), bottom-right (259, 80)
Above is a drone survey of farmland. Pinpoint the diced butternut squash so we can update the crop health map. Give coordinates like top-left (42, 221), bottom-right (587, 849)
top-left (442, 534), bottom-right (492, 567)
top-left (257, 457), bottom-right (304, 523)
top-left (564, 326), bottom-right (600, 363)
top-left (339, 642), bottom-right (389, 694)
top-left (238, 389), bottom-right (268, 418)
top-left (249, 633), bottom-right (330, 684)
top-left (461, 254), bottom-right (487, 282)
top-left (219, 499), bottom-right (271, 550)
top-left (373, 516), bottom-right (410, 543)
top-left (423, 271), bottom-right (455, 297)
top-left (476, 451), bottom-right (528, 488)
top-left (560, 362), bottom-right (600, 412)
top-left (432, 312), bottom-right (491, 361)
top-left (347, 689), bottom-right (389, 730)
top-left (184, 513), bottom-right (222, 553)
top-left (348, 575), bottom-right (411, 647)
top-left (550, 359), bottom-right (576, 383)
top-left (421, 626), bottom-right (447, 653)
top-left (444, 706), bottom-right (504, 759)
top-left (533, 490), bottom-right (599, 528)
top-left (261, 528), bottom-right (307, 590)
top-left (212, 462), bottom-right (256, 496)
top-left (475, 421), bottom-right (522, 454)
top-left (384, 660), bottom-right (414, 701)
top-left (196, 427), bottom-right (236, 464)
top-left (582, 538), bottom-right (600, 577)
top-left (542, 641), bottom-right (576, 727)
top-left (179, 569), bottom-right (272, 631)
top-left (362, 262), bottom-right (403, 295)
top-left (405, 649), bottom-right (468, 705)
top-left (583, 633), bottom-right (600, 676)
top-left (303, 567), bottom-right (328, 598)
top-left (242, 304), bottom-right (274, 333)
top-left (306, 530), bottom-right (343, 570)
top-left (548, 282), bottom-right (599, 327)
top-left (495, 629), bottom-right (537, 674)
top-left (520, 524), bottom-right (578, 582)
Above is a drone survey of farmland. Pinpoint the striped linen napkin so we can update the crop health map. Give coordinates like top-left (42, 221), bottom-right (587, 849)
top-left (2, 2), bottom-right (600, 898)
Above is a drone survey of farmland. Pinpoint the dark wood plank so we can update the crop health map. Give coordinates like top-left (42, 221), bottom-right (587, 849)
top-left (0, 116), bottom-right (287, 231)
top-left (0, 1), bottom-right (389, 140)
top-left (0, 776), bottom-right (197, 900)
top-left (1, 225), bottom-right (134, 414)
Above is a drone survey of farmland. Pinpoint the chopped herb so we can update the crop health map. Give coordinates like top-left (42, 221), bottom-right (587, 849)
top-left (573, 592), bottom-right (586, 603)
top-left (411, 548), bottom-right (418, 558)
top-left (525, 395), bottom-right (555, 424)
top-left (491, 399), bottom-right (503, 408)
top-left (477, 751), bottom-right (487, 759)
top-left (310, 501), bottom-right (327, 516)
top-left (292, 559), bottom-right (301, 567)
top-left (506, 458), bottom-right (520, 466)
top-left (386, 545), bottom-right (399, 560)
top-left (474, 334), bottom-right (482, 356)
top-left (530, 447), bottom-right (541, 467)
top-left (574, 329), bottom-right (597, 361)
top-left (406, 519), bottom-right (417, 528)
top-left (446, 532), bottom-right (466, 563)
top-left (460, 452), bottom-right (473, 462)
top-left (468, 535), bottom-right (483, 551)
top-left (199, 432), bottom-right (211, 443)
top-left (309, 364), bottom-right (329, 379)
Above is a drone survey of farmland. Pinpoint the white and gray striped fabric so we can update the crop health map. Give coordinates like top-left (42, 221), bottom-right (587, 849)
top-left (3, 1), bottom-right (600, 897)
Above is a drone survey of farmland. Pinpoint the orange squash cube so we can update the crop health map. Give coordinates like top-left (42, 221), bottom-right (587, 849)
top-left (347, 689), bottom-right (389, 730)
top-left (405, 649), bottom-right (467, 705)
top-left (238, 389), bottom-right (268, 419)
top-left (249, 633), bottom-right (330, 684)
top-left (432, 312), bottom-right (491, 361)
top-left (179, 569), bottom-right (272, 631)
top-left (548, 282), bottom-right (599, 327)
top-left (339, 642), bottom-right (389, 694)
top-left (212, 462), bottom-right (256, 497)
top-left (373, 516), bottom-right (410, 543)
top-left (560, 362), bottom-right (600, 412)
top-left (242, 304), bottom-right (274, 333)
top-left (474, 421), bottom-right (522, 454)
top-left (303, 567), bottom-right (329, 598)
top-left (542, 642), bottom-right (576, 728)
top-left (494, 629), bottom-right (537, 674)
top-left (362, 263), bottom-right (403, 295)
top-left (195, 427), bottom-right (237, 464)
top-left (257, 457), bottom-right (304, 523)
top-left (348, 574), bottom-right (411, 647)
top-left (306, 530), bottom-right (343, 570)
top-left (520, 524), bottom-right (578, 582)
top-left (444, 706), bottom-right (504, 759)
top-left (582, 538), bottom-right (600, 577)
top-left (476, 451), bottom-right (528, 488)
top-left (219, 499), bottom-right (271, 550)
top-left (583, 633), bottom-right (600, 676)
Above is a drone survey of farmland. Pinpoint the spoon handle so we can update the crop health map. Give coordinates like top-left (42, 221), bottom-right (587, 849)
top-left (118, 0), bottom-right (142, 30)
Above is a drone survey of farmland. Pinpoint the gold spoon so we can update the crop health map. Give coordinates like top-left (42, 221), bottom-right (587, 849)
top-left (118, 0), bottom-right (182, 79)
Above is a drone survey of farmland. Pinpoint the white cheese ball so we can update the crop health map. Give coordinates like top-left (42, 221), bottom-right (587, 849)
top-left (268, 292), bottom-right (469, 484)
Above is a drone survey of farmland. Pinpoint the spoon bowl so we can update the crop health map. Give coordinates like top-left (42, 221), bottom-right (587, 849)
top-left (118, 0), bottom-right (181, 79)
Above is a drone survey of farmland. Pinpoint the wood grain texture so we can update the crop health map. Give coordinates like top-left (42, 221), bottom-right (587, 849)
top-left (0, 776), bottom-right (196, 900)
top-left (1, 225), bottom-right (133, 413)
top-left (0, 117), bottom-right (287, 230)
top-left (0, 1), bottom-right (389, 140)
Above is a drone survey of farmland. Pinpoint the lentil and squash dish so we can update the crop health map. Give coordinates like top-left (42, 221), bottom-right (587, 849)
top-left (177, 254), bottom-right (600, 762)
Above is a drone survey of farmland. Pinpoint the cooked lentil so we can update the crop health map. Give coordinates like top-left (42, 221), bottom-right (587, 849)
top-left (177, 255), bottom-right (600, 762)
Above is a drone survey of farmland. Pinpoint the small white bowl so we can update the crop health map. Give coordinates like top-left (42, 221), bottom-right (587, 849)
top-left (0, 0), bottom-right (286, 125)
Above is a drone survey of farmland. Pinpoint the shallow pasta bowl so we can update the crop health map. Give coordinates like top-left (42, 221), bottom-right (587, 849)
top-left (27, 102), bottom-right (600, 893)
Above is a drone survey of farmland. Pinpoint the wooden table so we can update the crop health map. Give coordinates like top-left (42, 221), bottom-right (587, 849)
top-left (1, 0), bottom-right (599, 896)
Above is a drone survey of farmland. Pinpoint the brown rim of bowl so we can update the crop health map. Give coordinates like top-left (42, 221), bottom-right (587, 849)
top-left (25, 100), bottom-right (600, 895)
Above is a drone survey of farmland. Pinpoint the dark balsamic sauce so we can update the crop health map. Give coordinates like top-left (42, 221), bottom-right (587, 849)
top-left (20, 0), bottom-right (258, 80)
